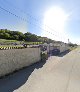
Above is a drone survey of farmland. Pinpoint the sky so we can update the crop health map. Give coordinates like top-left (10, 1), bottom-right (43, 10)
top-left (0, 0), bottom-right (80, 44)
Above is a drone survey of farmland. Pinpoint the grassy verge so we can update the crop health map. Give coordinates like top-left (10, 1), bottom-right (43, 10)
top-left (0, 39), bottom-right (43, 45)
top-left (69, 46), bottom-right (77, 51)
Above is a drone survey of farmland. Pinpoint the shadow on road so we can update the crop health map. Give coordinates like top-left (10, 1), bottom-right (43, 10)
top-left (58, 50), bottom-right (70, 57)
top-left (51, 50), bottom-right (70, 57)
top-left (0, 61), bottom-right (46, 92)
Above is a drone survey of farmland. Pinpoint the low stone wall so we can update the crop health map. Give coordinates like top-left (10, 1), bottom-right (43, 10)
top-left (0, 48), bottom-right (41, 77)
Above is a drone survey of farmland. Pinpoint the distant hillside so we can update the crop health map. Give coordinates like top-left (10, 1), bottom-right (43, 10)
top-left (0, 29), bottom-right (54, 43)
top-left (0, 29), bottom-right (77, 47)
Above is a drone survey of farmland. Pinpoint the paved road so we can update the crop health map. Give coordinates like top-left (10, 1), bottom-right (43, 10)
top-left (14, 47), bottom-right (80, 92)
top-left (0, 60), bottom-right (46, 92)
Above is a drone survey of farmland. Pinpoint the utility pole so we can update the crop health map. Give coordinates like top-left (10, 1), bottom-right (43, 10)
top-left (68, 39), bottom-right (70, 43)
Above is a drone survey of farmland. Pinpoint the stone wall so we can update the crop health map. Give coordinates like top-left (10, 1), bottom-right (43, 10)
top-left (0, 48), bottom-right (41, 77)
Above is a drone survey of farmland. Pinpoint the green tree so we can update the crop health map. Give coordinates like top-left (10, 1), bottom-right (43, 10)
top-left (0, 33), bottom-right (4, 39)
top-left (4, 33), bottom-right (10, 39)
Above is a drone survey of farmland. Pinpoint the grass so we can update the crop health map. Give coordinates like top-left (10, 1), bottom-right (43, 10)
top-left (69, 46), bottom-right (77, 51)
top-left (0, 39), bottom-right (42, 45)
top-left (0, 39), bottom-right (20, 45)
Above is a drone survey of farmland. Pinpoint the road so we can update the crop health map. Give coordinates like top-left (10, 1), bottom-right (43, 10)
top-left (14, 47), bottom-right (80, 92)
top-left (0, 60), bottom-right (46, 92)
top-left (0, 47), bottom-right (80, 92)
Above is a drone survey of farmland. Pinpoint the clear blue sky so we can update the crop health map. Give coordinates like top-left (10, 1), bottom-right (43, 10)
top-left (0, 0), bottom-right (80, 44)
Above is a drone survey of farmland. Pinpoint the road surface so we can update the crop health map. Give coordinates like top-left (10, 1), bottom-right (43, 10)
top-left (0, 47), bottom-right (80, 92)
top-left (14, 47), bottom-right (80, 92)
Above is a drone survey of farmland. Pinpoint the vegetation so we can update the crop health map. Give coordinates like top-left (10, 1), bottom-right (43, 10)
top-left (0, 39), bottom-right (43, 45)
top-left (0, 29), bottom-right (78, 48)
top-left (0, 29), bottom-right (54, 44)
top-left (41, 52), bottom-right (48, 62)
top-left (68, 43), bottom-right (78, 51)
top-left (68, 43), bottom-right (78, 47)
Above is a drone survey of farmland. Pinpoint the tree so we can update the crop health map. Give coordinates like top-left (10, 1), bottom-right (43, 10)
top-left (24, 32), bottom-right (38, 42)
top-left (13, 35), bottom-right (19, 40)
top-left (0, 29), bottom-right (54, 43)
top-left (4, 33), bottom-right (10, 39)
top-left (0, 33), bottom-right (4, 39)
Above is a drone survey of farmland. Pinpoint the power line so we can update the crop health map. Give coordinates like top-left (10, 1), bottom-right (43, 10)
top-left (0, 3), bottom-right (67, 42)
top-left (0, 5), bottom-right (57, 36)
top-left (2, 0), bottom-right (67, 38)
top-left (3, 0), bottom-right (69, 42)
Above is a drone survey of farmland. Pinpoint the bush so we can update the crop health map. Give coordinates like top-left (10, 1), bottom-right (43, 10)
top-left (41, 52), bottom-right (48, 62)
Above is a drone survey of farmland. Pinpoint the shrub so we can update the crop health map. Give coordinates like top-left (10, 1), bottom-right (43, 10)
top-left (41, 52), bottom-right (48, 62)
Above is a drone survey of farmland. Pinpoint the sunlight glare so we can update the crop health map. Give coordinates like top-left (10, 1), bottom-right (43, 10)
top-left (42, 6), bottom-right (68, 42)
